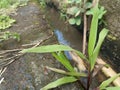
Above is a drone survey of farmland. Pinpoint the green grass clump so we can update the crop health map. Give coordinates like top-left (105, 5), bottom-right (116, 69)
top-left (0, 15), bottom-right (15, 30)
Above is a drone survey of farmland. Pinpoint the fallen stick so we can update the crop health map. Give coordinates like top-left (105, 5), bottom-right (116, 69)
top-left (97, 57), bottom-right (120, 86)
top-left (69, 51), bottom-right (87, 72)
top-left (70, 51), bottom-right (120, 86)
top-left (0, 32), bottom-right (54, 85)
top-left (0, 32), bottom-right (53, 67)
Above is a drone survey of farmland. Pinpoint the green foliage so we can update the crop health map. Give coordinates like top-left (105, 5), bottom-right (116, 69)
top-left (46, 66), bottom-right (86, 77)
top-left (88, 3), bottom-right (102, 57)
top-left (107, 34), bottom-right (117, 41)
top-left (74, 49), bottom-right (88, 61)
top-left (67, 6), bottom-right (80, 16)
top-left (89, 29), bottom-right (108, 70)
top-left (0, 0), bottom-right (29, 15)
top-left (60, 0), bottom-right (106, 27)
top-left (60, 12), bottom-right (67, 20)
top-left (0, 0), bottom-right (10, 8)
top-left (0, 31), bottom-right (20, 42)
top-left (0, 15), bottom-right (15, 30)
top-left (0, 0), bottom-right (29, 9)
top-left (67, 0), bottom-right (82, 4)
top-left (0, 15), bottom-right (20, 42)
top-left (87, 3), bottom-right (108, 71)
top-left (52, 52), bottom-right (75, 72)
top-left (21, 44), bottom-right (74, 53)
top-left (0, 0), bottom-right (26, 42)
top-left (86, 5), bottom-right (106, 19)
top-left (0, 14), bottom-right (20, 42)
top-left (99, 74), bottom-right (120, 90)
top-left (39, 0), bottom-right (46, 8)
top-left (41, 76), bottom-right (78, 90)
top-left (61, 0), bottom-right (92, 26)
top-left (104, 87), bottom-right (120, 90)
top-left (21, 1), bottom-right (119, 90)
top-left (22, 44), bottom-right (88, 89)
top-left (68, 16), bottom-right (81, 25)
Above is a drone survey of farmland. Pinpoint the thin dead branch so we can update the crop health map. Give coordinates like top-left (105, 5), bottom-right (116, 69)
top-left (69, 51), bottom-right (87, 72)
top-left (82, 13), bottom-right (87, 54)
top-left (0, 49), bottom-right (22, 55)
top-left (0, 32), bottom-right (53, 81)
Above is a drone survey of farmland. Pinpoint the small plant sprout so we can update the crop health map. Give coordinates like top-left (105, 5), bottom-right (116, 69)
top-left (0, 15), bottom-right (15, 30)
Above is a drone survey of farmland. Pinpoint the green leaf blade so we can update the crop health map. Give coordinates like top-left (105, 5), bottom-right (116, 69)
top-left (41, 76), bottom-right (78, 90)
top-left (0, 15), bottom-right (16, 30)
top-left (105, 87), bottom-right (120, 90)
top-left (21, 45), bottom-right (73, 53)
top-left (52, 52), bottom-right (75, 72)
top-left (68, 18), bottom-right (76, 25)
top-left (90, 28), bottom-right (108, 70)
top-left (88, 4), bottom-right (99, 57)
top-left (75, 16), bottom-right (81, 25)
top-left (67, 6), bottom-right (79, 15)
top-left (46, 66), bottom-right (87, 77)
top-left (99, 74), bottom-right (120, 90)
top-left (98, 6), bottom-right (107, 19)
top-left (74, 50), bottom-right (88, 61)
top-left (90, 28), bottom-right (109, 70)
top-left (21, 44), bottom-right (75, 72)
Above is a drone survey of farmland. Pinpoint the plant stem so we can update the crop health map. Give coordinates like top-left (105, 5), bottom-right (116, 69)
top-left (77, 79), bottom-right (87, 90)
top-left (87, 70), bottom-right (92, 90)
top-left (82, 13), bottom-right (87, 54)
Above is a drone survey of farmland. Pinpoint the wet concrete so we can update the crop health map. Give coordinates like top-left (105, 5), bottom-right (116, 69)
top-left (100, 0), bottom-right (120, 72)
top-left (100, 0), bottom-right (120, 39)
top-left (0, 1), bottom-right (84, 90)
top-left (101, 39), bottom-right (120, 72)
top-left (0, 1), bottom-right (55, 90)
top-left (44, 7), bottom-right (83, 51)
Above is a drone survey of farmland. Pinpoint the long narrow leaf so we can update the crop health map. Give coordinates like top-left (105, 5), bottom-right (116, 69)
top-left (105, 87), bottom-right (120, 90)
top-left (41, 76), bottom-right (78, 90)
top-left (99, 74), bottom-right (120, 90)
top-left (88, 3), bottom-right (99, 57)
top-left (74, 50), bottom-right (88, 61)
top-left (52, 52), bottom-right (75, 72)
top-left (46, 66), bottom-right (87, 77)
top-left (21, 45), bottom-right (73, 53)
top-left (90, 28), bottom-right (108, 70)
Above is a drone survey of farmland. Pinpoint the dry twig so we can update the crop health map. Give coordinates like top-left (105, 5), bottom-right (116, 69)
top-left (0, 32), bottom-right (53, 82)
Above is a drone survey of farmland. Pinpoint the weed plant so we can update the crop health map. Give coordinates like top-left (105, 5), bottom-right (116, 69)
top-left (22, 0), bottom-right (120, 90)
top-left (0, 0), bottom-right (29, 42)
